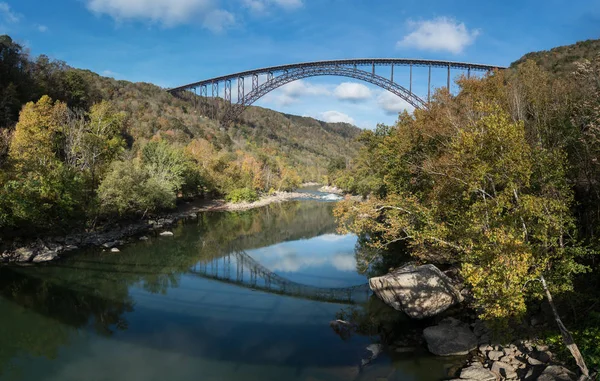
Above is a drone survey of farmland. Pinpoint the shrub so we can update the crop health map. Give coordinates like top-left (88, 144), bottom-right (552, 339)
top-left (225, 188), bottom-right (259, 203)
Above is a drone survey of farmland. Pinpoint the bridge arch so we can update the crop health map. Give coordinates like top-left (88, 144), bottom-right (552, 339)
top-left (167, 58), bottom-right (504, 125)
top-left (222, 66), bottom-right (426, 122)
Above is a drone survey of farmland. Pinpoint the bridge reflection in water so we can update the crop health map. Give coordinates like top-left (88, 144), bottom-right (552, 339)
top-left (189, 250), bottom-right (370, 304)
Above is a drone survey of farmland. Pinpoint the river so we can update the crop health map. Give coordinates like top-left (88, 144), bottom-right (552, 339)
top-left (0, 194), bottom-right (463, 381)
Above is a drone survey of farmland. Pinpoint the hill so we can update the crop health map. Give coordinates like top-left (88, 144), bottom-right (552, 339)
top-left (511, 38), bottom-right (600, 75)
top-left (0, 34), bottom-right (362, 234)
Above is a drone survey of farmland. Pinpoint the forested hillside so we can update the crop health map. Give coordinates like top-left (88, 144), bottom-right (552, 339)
top-left (511, 38), bottom-right (600, 75)
top-left (332, 38), bottom-right (600, 372)
top-left (0, 34), bottom-right (360, 236)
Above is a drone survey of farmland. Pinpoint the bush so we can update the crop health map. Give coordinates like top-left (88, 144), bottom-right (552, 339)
top-left (225, 188), bottom-right (259, 203)
top-left (98, 159), bottom-right (176, 216)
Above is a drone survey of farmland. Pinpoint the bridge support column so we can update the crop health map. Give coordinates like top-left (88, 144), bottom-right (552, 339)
top-left (391, 64), bottom-right (394, 83)
top-left (252, 74), bottom-right (258, 91)
top-left (212, 81), bottom-right (219, 119)
top-left (409, 64), bottom-right (413, 94)
top-left (225, 80), bottom-right (231, 103)
top-left (467, 67), bottom-right (471, 79)
top-left (428, 65), bottom-right (431, 102)
top-left (238, 77), bottom-right (244, 104)
top-left (447, 64), bottom-right (451, 92)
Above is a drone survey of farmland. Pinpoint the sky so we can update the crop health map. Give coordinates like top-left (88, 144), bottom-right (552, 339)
top-left (1, 0), bottom-right (599, 129)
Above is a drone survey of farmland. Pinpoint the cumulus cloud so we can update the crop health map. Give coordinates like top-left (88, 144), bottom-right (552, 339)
top-left (0, 2), bottom-right (20, 24)
top-left (37, 24), bottom-right (48, 32)
top-left (85, 0), bottom-right (234, 31)
top-left (265, 80), bottom-right (330, 106)
top-left (333, 82), bottom-right (372, 102)
top-left (320, 110), bottom-right (355, 125)
top-left (377, 91), bottom-right (414, 115)
top-left (396, 17), bottom-right (479, 54)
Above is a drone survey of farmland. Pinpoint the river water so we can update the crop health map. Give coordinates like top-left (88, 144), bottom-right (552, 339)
top-left (0, 196), bottom-right (462, 381)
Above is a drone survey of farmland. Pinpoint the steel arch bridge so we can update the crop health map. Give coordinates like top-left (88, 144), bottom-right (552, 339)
top-left (189, 250), bottom-right (371, 304)
top-left (167, 58), bottom-right (505, 125)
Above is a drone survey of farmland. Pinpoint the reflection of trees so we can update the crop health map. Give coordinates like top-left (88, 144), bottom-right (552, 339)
top-left (0, 267), bottom-right (134, 377)
top-left (0, 201), bottom-right (344, 376)
top-left (196, 201), bottom-right (339, 256)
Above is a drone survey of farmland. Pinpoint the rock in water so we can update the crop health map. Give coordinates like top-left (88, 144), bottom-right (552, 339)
top-left (111, 247), bottom-right (120, 253)
top-left (159, 231), bottom-right (174, 237)
top-left (423, 318), bottom-right (477, 356)
top-left (368, 264), bottom-right (463, 319)
top-left (537, 365), bottom-right (576, 381)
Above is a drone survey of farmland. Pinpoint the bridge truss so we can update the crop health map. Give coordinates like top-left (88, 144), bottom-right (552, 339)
top-left (167, 58), bottom-right (505, 125)
top-left (189, 250), bottom-right (370, 304)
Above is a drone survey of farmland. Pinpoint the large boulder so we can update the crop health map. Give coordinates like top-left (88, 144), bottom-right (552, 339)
top-left (369, 264), bottom-right (463, 319)
top-left (536, 365), bottom-right (576, 381)
top-left (423, 317), bottom-right (477, 356)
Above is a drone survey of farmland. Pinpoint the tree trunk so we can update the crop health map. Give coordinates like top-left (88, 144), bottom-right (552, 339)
top-left (540, 275), bottom-right (590, 378)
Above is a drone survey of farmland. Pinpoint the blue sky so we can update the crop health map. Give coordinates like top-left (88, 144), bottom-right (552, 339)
top-left (1, 0), bottom-right (598, 129)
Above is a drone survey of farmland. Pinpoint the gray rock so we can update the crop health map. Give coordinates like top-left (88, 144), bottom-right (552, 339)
top-left (32, 249), bottom-right (58, 262)
top-left (63, 244), bottom-right (78, 251)
top-left (491, 361), bottom-right (517, 379)
top-left (159, 231), bottom-right (174, 237)
top-left (110, 247), bottom-right (120, 253)
top-left (488, 350), bottom-right (504, 361)
top-left (423, 318), bottom-right (477, 356)
top-left (528, 355), bottom-right (545, 366)
top-left (361, 343), bottom-right (382, 367)
top-left (536, 365), bottom-right (576, 381)
top-left (139, 236), bottom-right (149, 241)
top-left (102, 241), bottom-right (120, 249)
top-left (460, 365), bottom-right (496, 381)
top-left (479, 344), bottom-right (492, 353)
top-left (369, 264), bottom-right (463, 319)
top-left (14, 247), bottom-right (36, 262)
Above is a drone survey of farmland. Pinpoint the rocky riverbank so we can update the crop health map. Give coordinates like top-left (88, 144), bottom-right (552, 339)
top-left (367, 263), bottom-right (589, 381)
top-left (0, 191), bottom-right (328, 264)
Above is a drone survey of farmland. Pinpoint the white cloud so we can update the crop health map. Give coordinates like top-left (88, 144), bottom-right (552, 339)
top-left (85, 0), bottom-right (234, 31)
top-left (202, 9), bottom-right (235, 33)
top-left (334, 82), bottom-right (372, 102)
top-left (0, 2), bottom-right (20, 24)
top-left (243, 0), bottom-right (303, 13)
top-left (265, 80), bottom-right (330, 106)
top-left (102, 70), bottom-right (119, 77)
top-left (320, 110), bottom-right (355, 125)
top-left (396, 17), bottom-right (479, 54)
top-left (377, 91), bottom-right (414, 115)
top-left (37, 24), bottom-right (48, 32)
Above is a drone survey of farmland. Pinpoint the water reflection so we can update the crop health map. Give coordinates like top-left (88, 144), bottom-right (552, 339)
top-left (0, 200), bottom-right (456, 381)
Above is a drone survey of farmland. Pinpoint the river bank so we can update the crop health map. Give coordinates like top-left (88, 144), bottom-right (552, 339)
top-left (0, 191), bottom-right (342, 264)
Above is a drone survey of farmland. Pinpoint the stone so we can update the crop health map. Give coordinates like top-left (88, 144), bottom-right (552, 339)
top-left (423, 318), bottom-right (477, 356)
top-left (490, 361), bottom-right (517, 379)
top-left (111, 247), bottom-right (120, 253)
top-left (139, 236), bottom-right (149, 241)
top-left (479, 344), bottom-right (492, 353)
top-left (536, 365), bottom-right (576, 381)
top-left (32, 249), bottom-right (58, 262)
top-left (101, 241), bottom-right (119, 249)
top-left (368, 264), bottom-right (463, 319)
top-left (361, 343), bottom-right (382, 367)
top-left (159, 231), bottom-right (174, 237)
top-left (488, 350), bottom-right (504, 361)
top-left (64, 245), bottom-right (78, 251)
top-left (14, 247), bottom-right (35, 262)
top-left (527, 355), bottom-right (545, 366)
top-left (460, 365), bottom-right (496, 381)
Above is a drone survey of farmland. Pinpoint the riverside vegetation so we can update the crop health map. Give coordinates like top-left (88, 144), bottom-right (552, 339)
top-left (0, 34), bottom-right (360, 239)
top-left (330, 39), bottom-right (600, 376)
top-left (3, 31), bottom-right (600, 379)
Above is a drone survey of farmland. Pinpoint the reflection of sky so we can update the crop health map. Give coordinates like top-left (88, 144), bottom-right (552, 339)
top-left (246, 234), bottom-right (366, 288)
